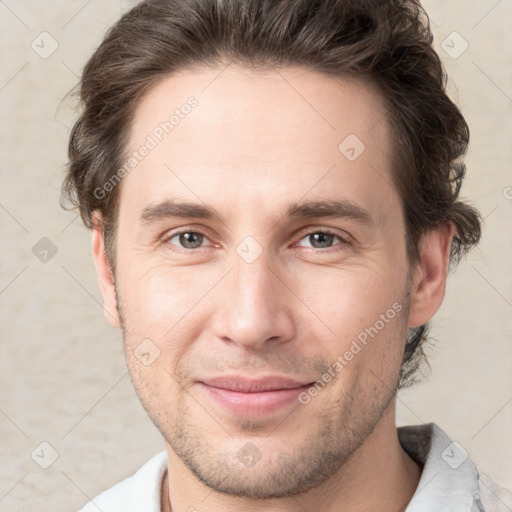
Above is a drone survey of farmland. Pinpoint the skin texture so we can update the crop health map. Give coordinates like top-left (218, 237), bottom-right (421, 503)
top-left (92, 65), bottom-right (454, 511)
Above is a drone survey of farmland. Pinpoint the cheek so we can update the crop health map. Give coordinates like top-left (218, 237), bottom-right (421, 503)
top-left (299, 265), bottom-right (402, 337)
top-left (117, 261), bottom-right (223, 373)
top-left (119, 260), bottom-right (206, 327)
top-left (295, 263), bottom-right (408, 384)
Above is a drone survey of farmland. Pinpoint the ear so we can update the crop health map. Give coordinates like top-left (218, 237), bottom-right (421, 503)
top-left (91, 212), bottom-right (121, 328)
top-left (407, 222), bottom-right (455, 328)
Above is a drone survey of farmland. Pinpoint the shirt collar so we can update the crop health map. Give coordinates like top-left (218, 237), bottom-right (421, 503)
top-left (398, 423), bottom-right (483, 511)
top-left (128, 450), bottom-right (167, 511)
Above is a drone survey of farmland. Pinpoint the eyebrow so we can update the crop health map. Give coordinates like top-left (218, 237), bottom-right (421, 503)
top-left (139, 198), bottom-right (372, 225)
top-left (140, 200), bottom-right (217, 223)
top-left (286, 199), bottom-right (372, 224)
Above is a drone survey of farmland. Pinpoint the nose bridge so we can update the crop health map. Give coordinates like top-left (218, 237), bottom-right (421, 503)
top-left (213, 246), bottom-right (295, 349)
top-left (234, 250), bottom-right (275, 315)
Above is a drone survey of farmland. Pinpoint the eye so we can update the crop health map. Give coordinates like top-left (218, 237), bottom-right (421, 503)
top-left (165, 231), bottom-right (210, 250)
top-left (295, 230), bottom-right (348, 250)
top-left (163, 228), bottom-right (349, 253)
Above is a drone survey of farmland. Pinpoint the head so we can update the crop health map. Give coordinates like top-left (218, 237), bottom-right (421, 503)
top-left (62, 0), bottom-right (482, 499)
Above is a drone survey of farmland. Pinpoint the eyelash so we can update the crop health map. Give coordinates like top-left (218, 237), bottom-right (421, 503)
top-left (162, 228), bottom-right (350, 254)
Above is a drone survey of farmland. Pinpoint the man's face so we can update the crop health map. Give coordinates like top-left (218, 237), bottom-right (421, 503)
top-left (108, 66), bottom-right (415, 497)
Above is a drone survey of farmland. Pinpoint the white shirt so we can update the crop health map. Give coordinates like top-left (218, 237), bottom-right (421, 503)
top-left (78, 423), bottom-right (512, 512)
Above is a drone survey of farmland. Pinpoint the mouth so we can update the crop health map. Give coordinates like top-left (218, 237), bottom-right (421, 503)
top-left (197, 375), bottom-right (314, 417)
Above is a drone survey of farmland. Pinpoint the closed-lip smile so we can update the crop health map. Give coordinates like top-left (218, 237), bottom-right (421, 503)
top-left (197, 375), bottom-right (314, 417)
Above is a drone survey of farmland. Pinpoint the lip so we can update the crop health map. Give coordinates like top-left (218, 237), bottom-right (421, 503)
top-left (200, 375), bottom-right (311, 392)
top-left (197, 375), bottom-right (314, 417)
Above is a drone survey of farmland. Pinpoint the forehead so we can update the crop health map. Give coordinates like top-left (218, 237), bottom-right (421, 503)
top-left (120, 65), bottom-right (398, 226)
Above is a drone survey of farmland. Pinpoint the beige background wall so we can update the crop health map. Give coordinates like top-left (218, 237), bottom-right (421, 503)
top-left (0, 1), bottom-right (511, 510)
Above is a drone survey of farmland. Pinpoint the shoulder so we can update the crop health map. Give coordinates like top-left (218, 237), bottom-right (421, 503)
top-left (478, 472), bottom-right (512, 511)
top-left (398, 423), bottom-right (512, 511)
top-left (78, 475), bottom-right (133, 512)
top-left (77, 451), bottom-right (168, 512)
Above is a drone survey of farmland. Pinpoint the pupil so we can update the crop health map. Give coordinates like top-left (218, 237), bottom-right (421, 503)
top-left (312, 233), bottom-right (333, 248)
top-left (181, 233), bottom-right (202, 248)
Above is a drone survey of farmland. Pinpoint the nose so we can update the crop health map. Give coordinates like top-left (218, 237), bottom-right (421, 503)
top-left (211, 251), bottom-right (296, 352)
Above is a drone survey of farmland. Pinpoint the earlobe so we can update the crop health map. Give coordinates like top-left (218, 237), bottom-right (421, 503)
top-left (407, 222), bottom-right (455, 328)
top-left (91, 212), bottom-right (121, 328)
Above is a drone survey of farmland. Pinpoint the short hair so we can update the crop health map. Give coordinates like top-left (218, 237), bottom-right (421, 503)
top-left (61, 0), bottom-right (482, 388)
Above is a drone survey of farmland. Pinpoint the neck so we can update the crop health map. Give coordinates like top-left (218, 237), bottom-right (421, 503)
top-left (161, 405), bottom-right (422, 512)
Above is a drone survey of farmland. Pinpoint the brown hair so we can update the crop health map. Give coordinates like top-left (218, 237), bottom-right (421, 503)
top-left (61, 0), bottom-right (482, 387)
